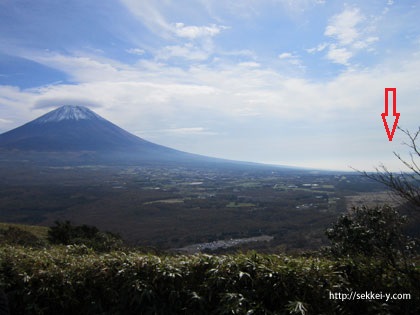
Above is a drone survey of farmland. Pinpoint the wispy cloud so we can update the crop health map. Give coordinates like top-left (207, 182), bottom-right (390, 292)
top-left (238, 61), bottom-right (260, 68)
top-left (126, 48), bottom-right (145, 55)
top-left (278, 52), bottom-right (303, 67)
top-left (326, 45), bottom-right (352, 65)
top-left (306, 43), bottom-right (328, 54)
top-left (120, 0), bottom-right (226, 41)
top-left (161, 127), bottom-right (219, 136)
top-left (119, 0), bottom-right (171, 38)
top-left (325, 7), bottom-right (364, 46)
top-left (278, 52), bottom-right (294, 59)
top-left (156, 44), bottom-right (211, 61)
top-left (172, 23), bottom-right (227, 39)
top-left (33, 98), bottom-right (103, 110)
top-left (0, 118), bottom-right (13, 124)
top-left (323, 6), bottom-right (380, 66)
top-left (118, 1), bottom-right (228, 65)
top-left (4, 48), bottom-right (419, 128)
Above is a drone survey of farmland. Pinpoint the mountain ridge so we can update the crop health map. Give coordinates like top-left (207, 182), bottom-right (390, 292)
top-left (33, 105), bottom-right (106, 123)
top-left (0, 105), bottom-right (155, 152)
top-left (0, 105), bottom-right (255, 168)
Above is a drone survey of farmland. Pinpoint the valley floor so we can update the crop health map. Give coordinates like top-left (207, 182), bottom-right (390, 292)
top-left (0, 164), bottom-right (391, 252)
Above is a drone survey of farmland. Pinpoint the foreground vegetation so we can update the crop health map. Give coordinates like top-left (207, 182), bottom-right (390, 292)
top-left (1, 205), bottom-right (419, 314)
top-left (1, 245), bottom-right (418, 315)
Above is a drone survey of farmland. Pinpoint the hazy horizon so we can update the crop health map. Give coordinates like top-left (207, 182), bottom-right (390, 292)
top-left (1, 0), bottom-right (419, 171)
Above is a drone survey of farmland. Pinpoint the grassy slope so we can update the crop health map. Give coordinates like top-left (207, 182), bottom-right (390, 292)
top-left (0, 222), bottom-right (49, 240)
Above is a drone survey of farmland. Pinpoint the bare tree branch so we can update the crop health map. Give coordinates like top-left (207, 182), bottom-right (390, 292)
top-left (354, 126), bottom-right (420, 208)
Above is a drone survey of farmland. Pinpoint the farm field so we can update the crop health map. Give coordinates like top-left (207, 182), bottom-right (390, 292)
top-left (0, 163), bottom-right (388, 252)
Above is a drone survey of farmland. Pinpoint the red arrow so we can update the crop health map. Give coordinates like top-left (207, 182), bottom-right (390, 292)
top-left (381, 87), bottom-right (400, 141)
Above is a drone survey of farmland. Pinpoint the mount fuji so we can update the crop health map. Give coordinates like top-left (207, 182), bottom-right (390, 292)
top-left (0, 105), bottom-right (232, 166)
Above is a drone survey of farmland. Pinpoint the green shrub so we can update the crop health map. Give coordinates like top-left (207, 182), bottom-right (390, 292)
top-left (0, 226), bottom-right (46, 247)
top-left (48, 221), bottom-right (123, 252)
top-left (326, 205), bottom-right (417, 266)
top-left (0, 246), bottom-right (418, 314)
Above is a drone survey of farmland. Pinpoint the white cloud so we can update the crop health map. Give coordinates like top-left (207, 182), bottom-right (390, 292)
top-left (6, 48), bottom-right (419, 125)
top-left (126, 48), bottom-right (145, 55)
top-left (353, 36), bottom-right (379, 49)
top-left (324, 7), bottom-right (380, 66)
top-left (219, 49), bottom-right (257, 59)
top-left (238, 61), bottom-right (260, 68)
top-left (0, 85), bottom-right (42, 129)
top-left (120, 0), bottom-right (226, 42)
top-left (326, 45), bottom-right (352, 65)
top-left (120, 0), bottom-right (171, 38)
top-left (278, 52), bottom-right (293, 59)
top-left (27, 52), bottom-right (137, 83)
top-left (325, 7), bottom-right (363, 45)
top-left (157, 44), bottom-right (210, 61)
top-left (199, 0), bottom-right (260, 19)
top-left (0, 118), bottom-right (13, 124)
top-left (33, 98), bottom-right (103, 110)
top-left (172, 22), bottom-right (226, 39)
top-left (162, 127), bottom-right (218, 136)
top-left (118, 2), bottom-right (226, 64)
top-left (278, 52), bottom-right (303, 68)
top-left (306, 42), bottom-right (328, 53)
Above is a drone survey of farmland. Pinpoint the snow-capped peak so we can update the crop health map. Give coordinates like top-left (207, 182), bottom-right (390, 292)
top-left (34, 105), bottom-right (105, 123)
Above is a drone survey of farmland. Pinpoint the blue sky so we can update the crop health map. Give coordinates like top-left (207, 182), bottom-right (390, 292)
top-left (0, 0), bottom-right (419, 171)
